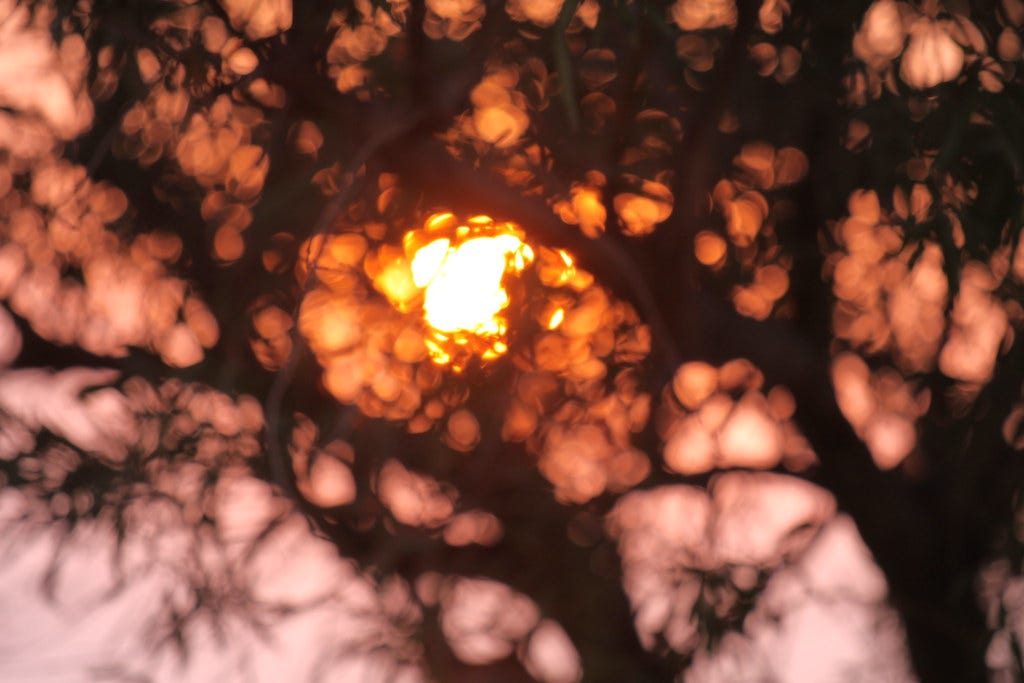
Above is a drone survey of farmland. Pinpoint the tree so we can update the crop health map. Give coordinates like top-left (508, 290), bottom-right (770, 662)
top-left (0, 0), bottom-right (1022, 680)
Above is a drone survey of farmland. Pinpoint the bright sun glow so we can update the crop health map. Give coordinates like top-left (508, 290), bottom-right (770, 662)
top-left (417, 234), bottom-right (525, 335)
top-left (375, 213), bottom-right (573, 370)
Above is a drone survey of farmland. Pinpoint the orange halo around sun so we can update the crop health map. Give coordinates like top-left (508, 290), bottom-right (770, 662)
top-left (373, 213), bottom-right (575, 370)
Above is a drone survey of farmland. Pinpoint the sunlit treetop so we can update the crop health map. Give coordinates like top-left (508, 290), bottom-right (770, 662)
top-left (293, 200), bottom-right (652, 498)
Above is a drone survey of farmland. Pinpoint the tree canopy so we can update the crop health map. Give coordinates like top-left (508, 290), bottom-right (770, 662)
top-left (1, 0), bottom-right (1023, 681)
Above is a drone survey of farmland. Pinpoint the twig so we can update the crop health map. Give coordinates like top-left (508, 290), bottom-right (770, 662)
top-left (553, 0), bottom-right (583, 133)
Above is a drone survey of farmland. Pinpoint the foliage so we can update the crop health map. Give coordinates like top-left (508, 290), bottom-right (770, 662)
top-left (1, 0), bottom-right (1023, 681)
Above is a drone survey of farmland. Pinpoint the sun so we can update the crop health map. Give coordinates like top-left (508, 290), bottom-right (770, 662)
top-left (373, 213), bottom-right (574, 370)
